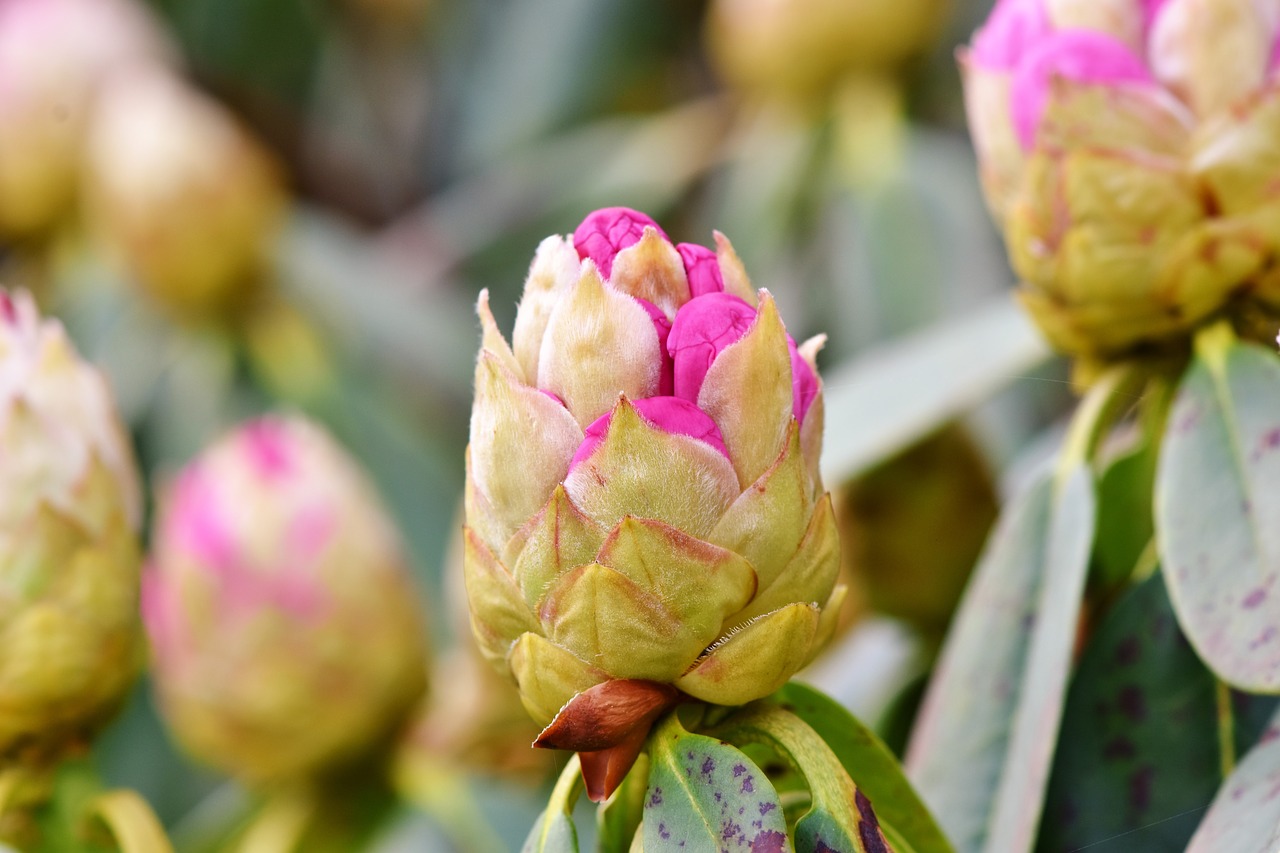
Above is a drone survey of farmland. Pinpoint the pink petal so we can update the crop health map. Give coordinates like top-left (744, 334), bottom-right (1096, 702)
top-left (676, 243), bottom-right (725, 297)
top-left (572, 207), bottom-right (668, 279)
top-left (1010, 30), bottom-right (1154, 149)
top-left (0, 291), bottom-right (14, 325)
top-left (634, 297), bottom-right (674, 395)
top-left (971, 0), bottom-right (1053, 71)
top-left (569, 396), bottom-right (729, 470)
top-left (789, 341), bottom-right (818, 426)
top-left (666, 293), bottom-right (757, 404)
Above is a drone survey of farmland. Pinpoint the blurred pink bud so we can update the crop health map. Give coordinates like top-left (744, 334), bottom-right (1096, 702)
top-left (572, 207), bottom-right (668, 278)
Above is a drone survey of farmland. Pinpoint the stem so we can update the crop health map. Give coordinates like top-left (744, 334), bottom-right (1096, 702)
top-left (237, 787), bottom-right (316, 853)
top-left (1055, 363), bottom-right (1142, 491)
top-left (1216, 678), bottom-right (1237, 780)
top-left (88, 790), bottom-right (175, 853)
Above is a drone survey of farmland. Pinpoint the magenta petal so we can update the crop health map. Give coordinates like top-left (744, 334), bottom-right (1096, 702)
top-left (970, 0), bottom-right (1052, 71)
top-left (573, 207), bottom-right (668, 279)
top-left (677, 243), bottom-right (725, 297)
top-left (635, 297), bottom-right (674, 396)
top-left (569, 397), bottom-right (729, 470)
top-left (667, 293), bottom-right (757, 404)
top-left (241, 419), bottom-right (294, 479)
top-left (1009, 30), bottom-right (1154, 149)
top-left (788, 341), bottom-right (818, 426)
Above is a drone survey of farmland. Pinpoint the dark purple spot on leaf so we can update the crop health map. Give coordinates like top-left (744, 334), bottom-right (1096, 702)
top-left (741, 775), bottom-right (754, 794)
top-left (701, 756), bottom-right (716, 778)
top-left (648, 787), bottom-right (663, 808)
top-left (1244, 588), bottom-right (1267, 609)
top-left (855, 790), bottom-right (890, 853)
top-left (1129, 765), bottom-right (1155, 813)
top-left (1103, 737), bottom-right (1137, 761)
top-left (1117, 685), bottom-right (1146, 722)
top-left (751, 830), bottom-right (787, 852)
top-left (659, 822), bottom-right (670, 840)
top-left (1115, 636), bottom-right (1141, 665)
top-left (759, 802), bottom-right (776, 816)
top-left (733, 763), bottom-right (746, 778)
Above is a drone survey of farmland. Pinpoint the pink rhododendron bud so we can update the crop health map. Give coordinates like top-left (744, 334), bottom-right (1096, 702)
top-left (0, 290), bottom-right (145, 762)
top-left (963, 0), bottom-right (1280, 362)
top-left (464, 209), bottom-right (841, 799)
top-left (84, 68), bottom-right (286, 322)
top-left (144, 416), bottom-right (427, 784)
top-left (677, 243), bottom-right (726, 298)
top-left (572, 207), bottom-right (668, 279)
top-left (0, 0), bottom-right (171, 236)
top-left (705, 0), bottom-right (948, 100)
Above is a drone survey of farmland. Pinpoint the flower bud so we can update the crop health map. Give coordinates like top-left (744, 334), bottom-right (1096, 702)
top-left (963, 0), bottom-right (1280, 360)
top-left (143, 416), bottom-right (427, 784)
top-left (705, 0), bottom-right (947, 100)
top-left (84, 69), bottom-right (286, 322)
top-left (464, 208), bottom-right (844, 768)
top-left (0, 290), bottom-right (144, 761)
top-left (0, 0), bottom-right (170, 237)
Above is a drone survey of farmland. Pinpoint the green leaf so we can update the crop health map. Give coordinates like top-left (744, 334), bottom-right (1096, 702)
top-left (1039, 572), bottom-right (1278, 852)
top-left (1186, 706), bottom-right (1280, 852)
top-left (1156, 327), bottom-right (1280, 691)
top-left (905, 464), bottom-right (1096, 853)
top-left (709, 700), bottom-right (896, 853)
top-left (774, 683), bottom-right (953, 853)
top-left (642, 713), bottom-right (788, 851)
top-left (820, 297), bottom-right (1051, 485)
top-left (523, 757), bottom-right (583, 853)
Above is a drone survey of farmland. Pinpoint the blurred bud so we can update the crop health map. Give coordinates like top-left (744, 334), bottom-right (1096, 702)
top-left (0, 290), bottom-right (144, 762)
top-left (84, 69), bottom-right (286, 323)
top-left (705, 0), bottom-right (948, 101)
top-left (143, 416), bottom-right (427, 784)
top-left (835, 424), bottom-right (998, 639)
top-left (963, 0), bottom-right (1280, 361)
top-left (464, 207), bottom-right (843, 794)
top-left (0, 0), bottom-right (171, 237)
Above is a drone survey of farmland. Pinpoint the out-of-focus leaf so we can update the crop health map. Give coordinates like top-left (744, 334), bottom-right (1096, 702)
top-left (772, 683), bottom-right (953, 853)
top-left (820, 296), bottom-right (1051, 486)
top-left (275, 207), bottom-right (477, 404)
top-left (642, 714), bottom-right (788, 851)
top-left (1093, 440), bottom-right (1158, 589)
top-left (906, 465), bottom-right (1095, 853)
top-left (1156, 326), bottom-right (1280, 691)
top-left (1038, 573), bottom-right (1278, 852)
top-left (523, 757), bottom-right (583, 853)
top-left (1186, 707), bottom-right (1280, 853)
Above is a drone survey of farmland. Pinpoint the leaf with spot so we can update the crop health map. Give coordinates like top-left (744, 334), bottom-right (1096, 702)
top-left (709, 700), bottom-right (896, 853)
top-left (1187, 706), bottom-right (1280, 852)
top-left (642, 713), bottom-right (790, 852)
top-left (905, 465), bottom-right (1096, 853)
top-left (1156, 326), bottom-right (1280, 690)
top-left (771, 682), bottom-right (953, 853)
top-left (1038, 572), bottom-right (1278, 852)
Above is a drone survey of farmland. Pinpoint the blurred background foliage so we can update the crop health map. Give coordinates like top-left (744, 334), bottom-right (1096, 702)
top-left (0, 0), bottom-right (1078, 848)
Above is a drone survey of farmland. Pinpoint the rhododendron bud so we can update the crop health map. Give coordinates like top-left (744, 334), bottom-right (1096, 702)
top-left (705, 0), bottom-right (947, 99)
top-left (144, 416), bottom-right (427, 784)
top-left (0, 290), bottom-right (145, 761)
top-left (85, 69), bottom-right (285, 322)
top-left (464, 208), bottom-right (842, 792)
top-left (0, 0), bottom-right (170, 236)
top-left (963, 0), bottom-right (1280, 360)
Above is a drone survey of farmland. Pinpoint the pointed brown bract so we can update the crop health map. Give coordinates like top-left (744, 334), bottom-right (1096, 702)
top-left (534, 679), bottom-right (681, 801)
